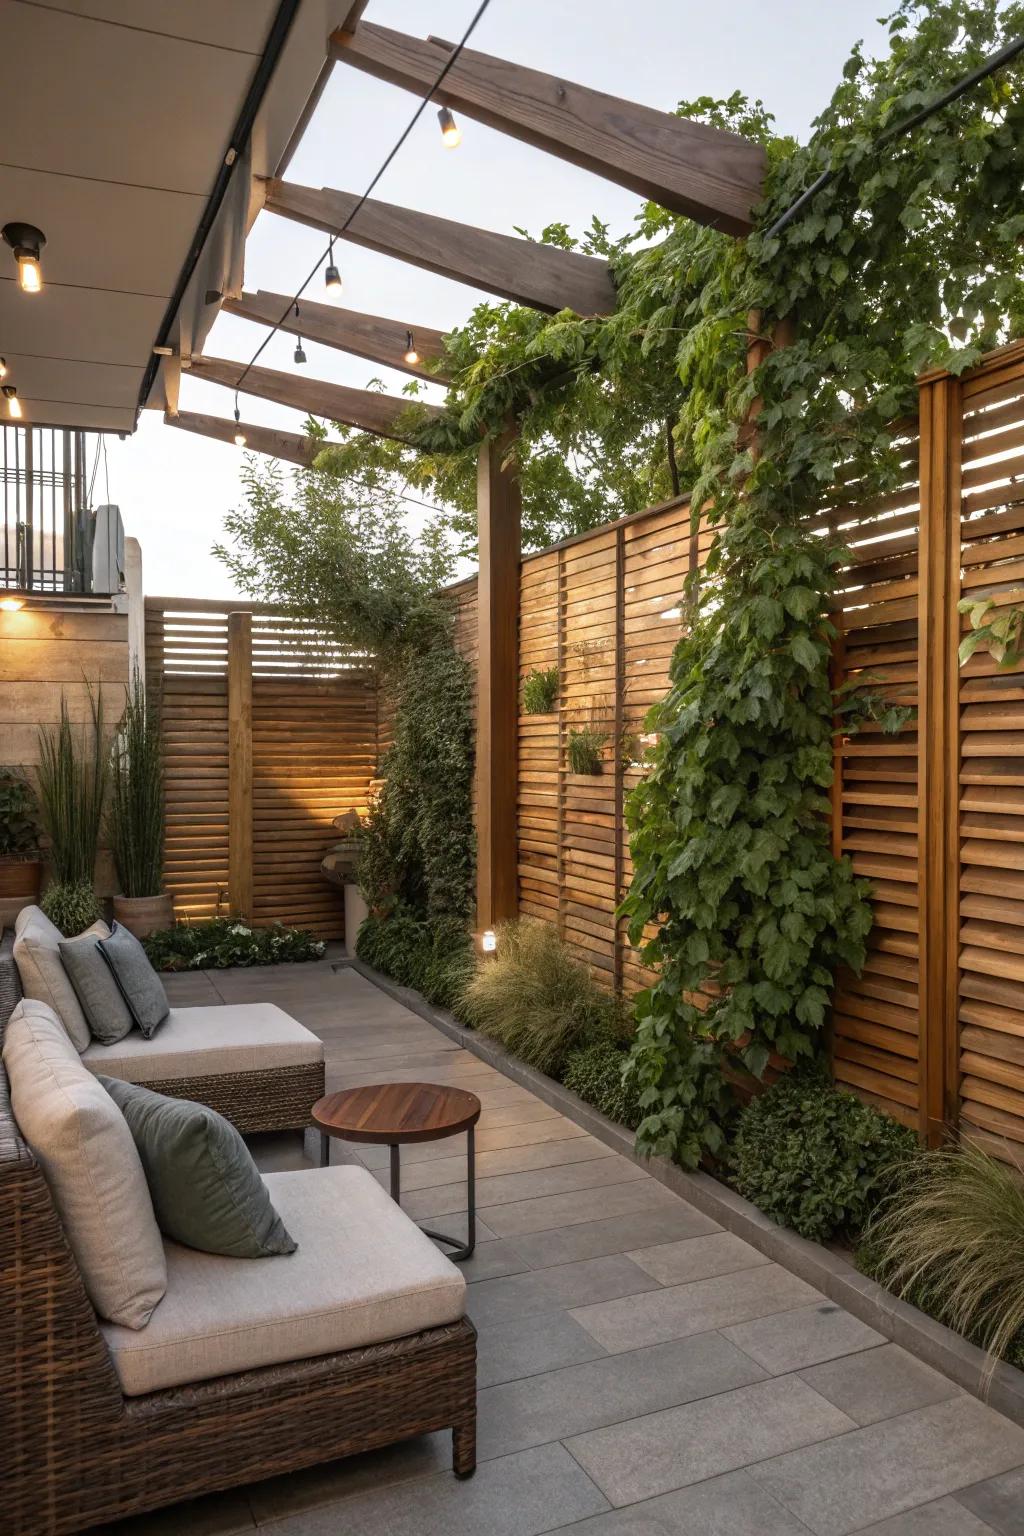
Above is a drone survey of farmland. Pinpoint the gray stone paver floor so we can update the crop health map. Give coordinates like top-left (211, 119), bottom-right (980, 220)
top-left (93, 957), bottom-right (1024, 1536)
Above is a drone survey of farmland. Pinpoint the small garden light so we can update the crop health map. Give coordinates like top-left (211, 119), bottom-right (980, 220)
top-left (480, 928), bottom-right (497, 954)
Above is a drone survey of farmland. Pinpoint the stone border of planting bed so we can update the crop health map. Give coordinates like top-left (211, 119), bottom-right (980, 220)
top-left (341, 956), bottom-right (1024, 1429)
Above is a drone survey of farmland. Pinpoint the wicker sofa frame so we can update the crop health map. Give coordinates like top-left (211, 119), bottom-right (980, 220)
top-left (0, 943), bottom-right (325, 1134)
top-left (0, 952), bottom-right (478, 1536)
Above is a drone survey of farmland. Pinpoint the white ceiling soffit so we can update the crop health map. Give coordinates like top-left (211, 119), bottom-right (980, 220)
top-left (0, 0), bottom-right (346, 432)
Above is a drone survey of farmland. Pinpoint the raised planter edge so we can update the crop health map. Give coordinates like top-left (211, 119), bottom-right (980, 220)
top-left (341, 955), bottom-right (1024, 1430)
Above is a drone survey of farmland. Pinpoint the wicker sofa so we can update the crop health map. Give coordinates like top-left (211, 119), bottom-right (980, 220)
top-left (1, 955), bottom-right (477, 1536)
top-left (5, 917), bottom-right (325, 1134)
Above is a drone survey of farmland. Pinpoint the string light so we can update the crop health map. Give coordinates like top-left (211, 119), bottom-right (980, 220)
top-left (403, 330), bottom-right (419, 366)
top-left (293, 337), bottom-right (307, 365)
top-left (230, 0), bottom-right (491, 400)
top-left (3, 385), bottom-right (22, 419)
top-left (437, 106), bottom-right (461, 148)
top-left (324, 240), bottom-right (342, 293)
top-left (233, 403), bottom-right (246, 448)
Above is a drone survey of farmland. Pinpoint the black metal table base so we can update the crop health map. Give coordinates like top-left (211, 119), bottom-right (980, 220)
top-left (320, 1126), bottom-right (476, 1261)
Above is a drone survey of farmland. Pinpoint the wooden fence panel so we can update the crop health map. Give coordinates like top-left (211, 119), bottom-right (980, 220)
top-left (146, 599), bottom-right (378, 938)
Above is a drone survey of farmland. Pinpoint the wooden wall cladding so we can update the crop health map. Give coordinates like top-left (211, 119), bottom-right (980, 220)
top-left (146, 599), bottom-right (378, 938)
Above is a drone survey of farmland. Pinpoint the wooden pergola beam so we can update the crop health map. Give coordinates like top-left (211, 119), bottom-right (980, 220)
top-left (332, 23), bottom-right (766, 236)
top-left (263, 179), bottom-right (616, 316)
top-left (164, 409), bottom-right (318, 465)
top-left (186, 355), bottom-right (441, 442)
top-left (224, 289), bottom-right (451, 384)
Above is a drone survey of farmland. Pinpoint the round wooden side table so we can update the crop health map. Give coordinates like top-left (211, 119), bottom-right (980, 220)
top-left (312, 1082), bottom-right (482, 1260)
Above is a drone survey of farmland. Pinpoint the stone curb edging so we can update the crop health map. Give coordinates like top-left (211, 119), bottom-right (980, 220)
top-left (339, 956), bottom-right (1024, 1429)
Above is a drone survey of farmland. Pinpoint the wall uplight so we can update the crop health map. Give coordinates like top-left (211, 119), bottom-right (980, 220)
top-left (3, 384), bottom-right (22, 419)
top-left (0, 357), bottom-right (7, 380)
top-left (0, 592), bottom-right (25, 612)
top-left (437, 106), bottom-right (461, 149)
top-left (2, 223), bottom-right (46, 293)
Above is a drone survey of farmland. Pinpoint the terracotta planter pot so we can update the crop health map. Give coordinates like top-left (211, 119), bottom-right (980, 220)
top-left (112, 892), bottom-right (174, 939)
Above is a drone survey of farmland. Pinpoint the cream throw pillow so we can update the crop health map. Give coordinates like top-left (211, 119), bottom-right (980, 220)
top-left (13, 914), bottom-right (109, 1052)
top-left (4, 999), bottom-right (167, 1329)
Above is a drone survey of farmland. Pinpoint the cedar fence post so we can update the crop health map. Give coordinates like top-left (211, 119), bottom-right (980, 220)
top-left (476, 425), bottom-right (521, 936)
top-left (917, 370), bottom-right (963, 1143)
top-left (227, 610), bottom-right (254, 920)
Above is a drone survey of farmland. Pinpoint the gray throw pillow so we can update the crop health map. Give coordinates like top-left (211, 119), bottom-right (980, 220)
top-left (97, 923), bottom-right (169, 1038)
top-left (59, 930), bottom-right (135, 1045)
top-left (98, 1076), bottom-right (297, 1259)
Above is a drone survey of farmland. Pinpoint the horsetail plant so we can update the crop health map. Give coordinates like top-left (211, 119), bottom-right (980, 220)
top-left (109, 667), bottom-right (164, 898)
top-left (36, 684), bottom-right (107, 888)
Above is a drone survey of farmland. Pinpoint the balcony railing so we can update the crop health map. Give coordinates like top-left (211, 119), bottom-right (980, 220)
top-left (1, 424), bottom-right (124, 596)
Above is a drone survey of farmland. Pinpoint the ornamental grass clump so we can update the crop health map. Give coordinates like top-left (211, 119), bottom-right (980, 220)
top-left (728, 1065), bottom-right (916, 1242)
top-left (108, 668), bottom-right (164, 898)
top-left (522, 667), bottom-right (559, 714)
top-left (858, 1140), bottom-right (1024, 1373)
top-left (459, 919), bottom-right (620, 1078)
top-left (36, 687), bottom-right (107, 887)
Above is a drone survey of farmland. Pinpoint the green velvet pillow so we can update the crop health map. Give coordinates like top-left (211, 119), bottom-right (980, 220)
top-left (98, 1077), bottom-right (297, 1259)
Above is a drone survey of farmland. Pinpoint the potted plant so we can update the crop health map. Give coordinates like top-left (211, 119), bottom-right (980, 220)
top-left (0, 766), bottom-right (43, 917)
top-left (36, 687), bottom-right (107, 927)
top-left (108, 669), bottom-right (172, 938)
top-left (321, 808), bottom-right (368, 954)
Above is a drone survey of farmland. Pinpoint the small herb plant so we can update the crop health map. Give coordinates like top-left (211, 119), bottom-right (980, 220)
top-left (523, 667), bottom-right (559, 714)
top-left (728, 1065), bottom-right (916, 1242)
top-left (567, 725), bottom-right (607, 775)
top-left (143, 919), bottom-right (325, 972)
top-left (0, 768), bottom-right (41, 859)
top-left (40, 880), bottom-right (102, 937)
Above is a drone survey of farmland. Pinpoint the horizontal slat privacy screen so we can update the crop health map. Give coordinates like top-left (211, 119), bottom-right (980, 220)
top-left (146, 599), bottom-right (377, 937)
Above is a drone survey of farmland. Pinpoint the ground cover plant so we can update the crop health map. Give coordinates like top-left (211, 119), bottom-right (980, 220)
top-left (562, 1039), bottom-right (643, 1130)
top-left (143, 919), bottom-right (325, 971)
top-left (858, 1140), bottom-right (1024, 1371)
top-left (355, 912), bottom-right (475, 1009)
top-left (729, 1066), bottom-right (916, 1242)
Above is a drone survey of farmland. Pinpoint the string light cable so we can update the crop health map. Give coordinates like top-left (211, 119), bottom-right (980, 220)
top-left (231, 0), bottom-right (494, 424)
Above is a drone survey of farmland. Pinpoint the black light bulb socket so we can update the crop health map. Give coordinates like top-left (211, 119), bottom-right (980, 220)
top-left (2, 385), bottom-right (17, 399)
top-left (294, 338), bottom-right (307, 365)
top-left (2, 222), bottom-right (46, 262)
top-left (325, 262), bottom-right (342, 289)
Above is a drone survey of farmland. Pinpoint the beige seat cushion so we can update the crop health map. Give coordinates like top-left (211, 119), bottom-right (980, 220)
top-left (81, 1003), bottom-right (323, 1082)
top-left (4, 999), bottom-right (167, 1329)
top-left (101, 1165), bottom-right (467, 1396)
top-left (13, 909), bottom-right (110, 1053)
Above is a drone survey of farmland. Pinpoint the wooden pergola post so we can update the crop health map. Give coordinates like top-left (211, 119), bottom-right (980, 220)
top-left (475, 426), bottom-right (521, 936)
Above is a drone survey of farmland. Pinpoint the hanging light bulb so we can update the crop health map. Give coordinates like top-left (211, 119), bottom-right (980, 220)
top-left (233, 405), bottom-right (246, 448)
top-left (294, 337), bottom-right (307, 365)
top-left (403, 330), bottom-right (419, 366)
top-left (324, 240), bottom-right (342, 294)
top-left (437, 106), bottom-right (461, 149)
top-left (3, 384), bottom-right (22, 419)
top-left (2, 223), bottom-right (46, 293)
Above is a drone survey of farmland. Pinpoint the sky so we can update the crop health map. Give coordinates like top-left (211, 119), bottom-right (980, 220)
top-left (104, 0), bottom-right (894, 600)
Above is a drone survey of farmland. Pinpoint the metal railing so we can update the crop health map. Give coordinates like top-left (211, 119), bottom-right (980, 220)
top-left (1, 425), bottom-right (124, 596)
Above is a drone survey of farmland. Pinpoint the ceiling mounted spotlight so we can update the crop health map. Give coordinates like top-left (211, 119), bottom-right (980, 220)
top-left (3, 384), bottom-right (22, 419)
top-left (2, 222), bottom-right (46, 293)
top-left (293, 337), bottom-right (307, 365)
top-left (233, 406), bottom-right (246, 448)
top-left (437, 106), bottom-right (461, 149)
top-left (403, 330), bottom-right (419, 366)
top-left (0, 357), bottom-right (6, 380)
top-left (325, 241), bottom-right (342, 293)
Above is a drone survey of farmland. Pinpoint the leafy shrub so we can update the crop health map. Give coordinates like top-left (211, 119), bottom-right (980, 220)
top-left (0, 768), bottom-right (41, 858)
top-left (40, 881), bottom-right (102, 937)
top-left (459, 919), bottom-right (619, 1077)
top-left (563, 1040), bottom-right (643, 1129)
top-left (522, 667), bottom-right (559, 714)
top-left (857, 1140), bottom-right (1024, 1371)
top-left (143, 919), bottom-right (325, 972)
top-left (420, 918), bottom-right (476, 1010)
top-left (567, 726), bottom-right (606, 775)
top-left (356, 911), bottom-right (475, 1010)
top-left (728, 1065), bottom-right (916, 1242)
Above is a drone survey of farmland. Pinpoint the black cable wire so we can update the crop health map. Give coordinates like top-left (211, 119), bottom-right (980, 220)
top-left (764, 32), bottom-right (1024, 242)
top-left (232, 0), bottom-right (494, 412)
